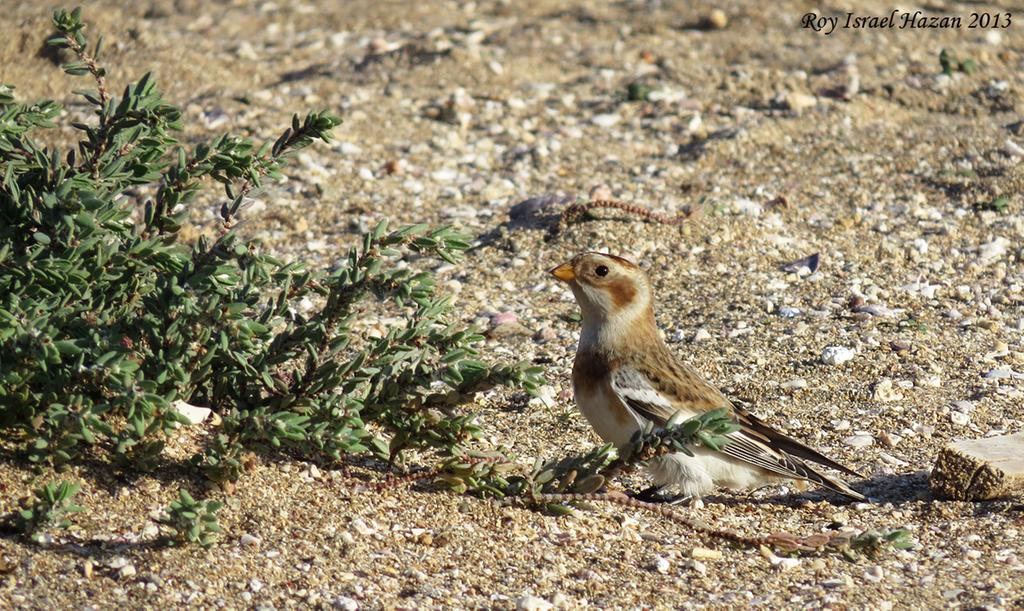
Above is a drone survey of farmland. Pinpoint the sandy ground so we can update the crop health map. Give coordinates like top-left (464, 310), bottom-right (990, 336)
top-left (2, 0), bottom-right (1023, 608)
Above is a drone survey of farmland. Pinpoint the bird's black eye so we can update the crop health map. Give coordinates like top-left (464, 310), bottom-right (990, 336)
top-left (595, 265), bottom-right (609, 277)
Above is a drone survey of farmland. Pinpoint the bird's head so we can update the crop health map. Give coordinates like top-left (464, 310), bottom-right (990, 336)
top-left (549, 252), bottom-right (654, 335)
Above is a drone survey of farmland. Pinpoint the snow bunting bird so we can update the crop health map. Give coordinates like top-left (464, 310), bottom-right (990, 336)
top-left (549, 252), bottom-right (864, 502)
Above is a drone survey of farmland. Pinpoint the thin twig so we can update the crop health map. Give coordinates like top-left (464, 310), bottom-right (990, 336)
top-left (65, 38), bottom-right (109, 107)
top-left (64, 36), bottom-right (109, 176)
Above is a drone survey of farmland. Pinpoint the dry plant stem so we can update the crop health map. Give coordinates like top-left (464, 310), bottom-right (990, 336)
top-left (560, 199), bottom-right (693, 230)
top-left (65, 36), bottom-right (110, 175)
top-left (65, 37), bottom-right (109, 105)
top-left (371, 466), bottom-right (448, 492)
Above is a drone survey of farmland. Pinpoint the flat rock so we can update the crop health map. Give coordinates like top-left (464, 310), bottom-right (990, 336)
top-left (931, 432), bottom-right (1024, 500)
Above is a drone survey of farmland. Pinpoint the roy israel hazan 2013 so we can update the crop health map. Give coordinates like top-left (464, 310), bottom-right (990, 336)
top-left (800, 10), bottom-right (996, 35)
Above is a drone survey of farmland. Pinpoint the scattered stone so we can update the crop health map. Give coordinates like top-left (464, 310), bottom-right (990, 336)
top-left (732, 198), bottom-right (762, 216)
top-left (943, 589), bottom-right (965, 601)
top-left (706, 9), bottom-right (728, 29)
top-left (691, 547), bottom-right (723, 560)
top-left (821, 346), bottom-right (855, 366)
top-left (844, 433), bottom-right (874, 448)
top-left (692, 328), bottom-right (712, 343)
top-left (977, 238), bottom-right (1009, 266)
top-left (879, 452), bottom-right (908, 467)
top-left (1004, 139), bottom-right (1024, 157)
top-left (949, 411), bottom-right (970, 426)
top-left (781, 252), bottom-right (820, 274)
top-left (491, 311), bottom-right (518, 326)
top-left (983, 368), bottom-right (1024, 380)
top-left (517, 595), bottom-right (553, 611)
top-left (784, 92), bottom-right (818, 113)
top-left (118, 564), bottom-right (137, 579)
top-left (852, 304), bottom-right (902, 317)
top-left (781, 378), bottom-right (808, 390)
top-left (653, 555), bottom-right (670, 574)
top-left (589, 184), bottom-right (613, 201)
top-left (880, 431), bottom-right (902, 448)
top-left (333, 596), bottom-right (359, 610)
top-left (240, 533), bottom-right (262, 547)
top-left (932, 432), bottom-right (1024, 500)
top-left (864, 565), bottom-right (884, 582)
top-left (872, 378), bottom-right (904, 402)
top-left (591, 114), bottom-right (621, 128)
top-left (832, 419), bottom-right (851, 431)
top-left (768, 552), bottom-right (800, 571)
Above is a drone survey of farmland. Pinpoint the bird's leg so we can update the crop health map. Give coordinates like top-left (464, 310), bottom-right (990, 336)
top-left (630, 485), bottom-right (699, 506)
top-left (630, 484), bottom-right (665, 503)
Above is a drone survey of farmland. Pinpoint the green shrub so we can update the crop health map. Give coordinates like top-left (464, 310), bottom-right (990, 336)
top-left (0, 7), bottom-right (541, 528)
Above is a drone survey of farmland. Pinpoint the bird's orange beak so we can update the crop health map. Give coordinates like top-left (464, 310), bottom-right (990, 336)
top-left (549, 262), bottom-right (575, 282)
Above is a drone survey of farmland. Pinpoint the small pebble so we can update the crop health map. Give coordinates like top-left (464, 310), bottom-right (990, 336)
top-left (784, 92), bottom-right (817, 112)
top-left (821, 346), bottom-right (855, 366)
top-left (691, 547), bottom-right (723, 560)
top-left (692, 328), bottom-right (712, 343)
top-left (844, 433), bottom-right (874, 448)
top-left (591, 114), bottom-right (621, 128)
top-left (333, 596), bottom-right (359, 610)
top-left (707, 9), bottom-right (728, 29)
top-left (491, 311), bottom-right (519, 326)
top-left (872, 378), bottom-right (904, 402)
top-left (118, 564), bottom-right (137, 579)
top-left (517, 595), bottom-right (553, 611)
top-left (781, 378), bottom-right (808, 390)
top-left (864, 565), bottom-right (884, 582)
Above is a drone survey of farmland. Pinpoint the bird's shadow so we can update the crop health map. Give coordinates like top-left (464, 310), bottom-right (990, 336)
top-left (725, 470), bottom-right (933, 508)
top-left (710, 470), bottom-right (1023, 515)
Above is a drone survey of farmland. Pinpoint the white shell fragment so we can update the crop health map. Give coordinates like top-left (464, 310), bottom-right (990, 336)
top-left (172, 400), bottom-right (212, 425)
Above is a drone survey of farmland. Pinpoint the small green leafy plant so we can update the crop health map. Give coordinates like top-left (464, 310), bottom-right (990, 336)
top-left (2, 480), bottom-right (85, 541)
top-left (939, 48), bottom-right (976, 76)
top-left (0, 7), bottom-right (541, 544)
top-left (978, 194), bottom-right (1010, 213)
top-left (158, 489), bottom-right (224, 547)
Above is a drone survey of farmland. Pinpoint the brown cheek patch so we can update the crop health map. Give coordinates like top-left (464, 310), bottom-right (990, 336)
top-left (607, 278), bottom-right (637, 308)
